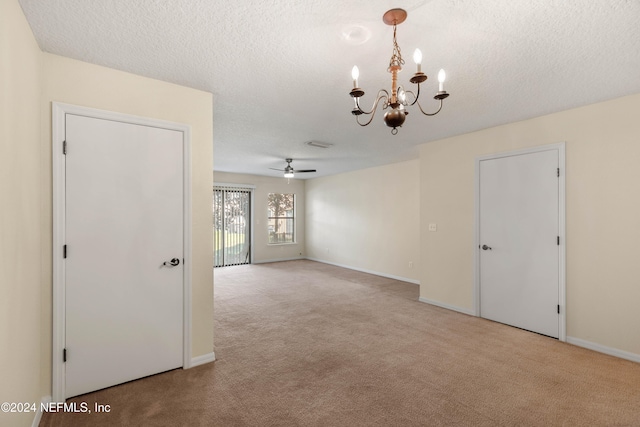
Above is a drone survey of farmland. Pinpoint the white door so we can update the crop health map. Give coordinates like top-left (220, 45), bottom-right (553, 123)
top-left (479, 149), bottom-right (559, 338)
top-left (65, 114), bottom-right (184, 398)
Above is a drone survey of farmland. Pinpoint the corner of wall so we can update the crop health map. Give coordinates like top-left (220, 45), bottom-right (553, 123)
top-left (0, 1), bottom-right (48, 426)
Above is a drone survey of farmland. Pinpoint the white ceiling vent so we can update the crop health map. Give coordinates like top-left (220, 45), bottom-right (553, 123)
top-left (306, 141), bottom-right (333, 149)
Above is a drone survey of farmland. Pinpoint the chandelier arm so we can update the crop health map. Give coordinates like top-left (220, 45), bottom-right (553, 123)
top-left (403, 89), bottom-right (419, 106)
top-left (355, 89), bottom-right (390, 115)
top-left (355, 92), bottom-right (389, 126)
top-left (356, 98), bottom-right (381, 126)
top-left (407, 84), bottom-right (421, 106)
top-left (414, 98), bottom-right (444, 116)
top-left (355, 113), bottom-right (377, 127)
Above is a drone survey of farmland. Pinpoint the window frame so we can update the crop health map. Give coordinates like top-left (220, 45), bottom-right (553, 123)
top-left (267, 193), bottom-right (296, 245)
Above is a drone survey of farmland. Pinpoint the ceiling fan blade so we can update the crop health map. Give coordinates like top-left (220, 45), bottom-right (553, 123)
top-left (269, 168), bottom-right (285, 171)
top-left (293, 169), bottom-right (317, 173)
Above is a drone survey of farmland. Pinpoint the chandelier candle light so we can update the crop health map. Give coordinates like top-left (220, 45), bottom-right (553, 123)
top-left (349, 8), bottom-right (450, 134)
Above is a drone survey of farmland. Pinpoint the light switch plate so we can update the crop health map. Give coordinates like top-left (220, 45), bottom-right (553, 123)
top-left (428, 223), bottom-right (437, 232)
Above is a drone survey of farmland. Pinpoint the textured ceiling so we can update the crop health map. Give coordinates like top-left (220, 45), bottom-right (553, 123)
top-left (18, 0), bottom-right (640, 179)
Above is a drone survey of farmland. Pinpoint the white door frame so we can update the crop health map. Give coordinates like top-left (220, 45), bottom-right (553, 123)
top-left (52, 102), bottom-right (193, 402)
top-left (474, 142), bottom-right (566, 341)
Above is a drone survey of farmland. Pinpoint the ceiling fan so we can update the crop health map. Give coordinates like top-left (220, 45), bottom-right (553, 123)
top-left (270, 159), bottom-right (316, 178)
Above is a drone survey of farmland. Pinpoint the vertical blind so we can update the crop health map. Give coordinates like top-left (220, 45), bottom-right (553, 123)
top-left (214, 186), bottom-right (252, 267)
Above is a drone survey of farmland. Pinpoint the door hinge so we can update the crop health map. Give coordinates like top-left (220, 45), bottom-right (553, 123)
top-left (557, 167), bottom-right (559, 177)
top-left (557, 304), bottom-right (560, 314)
top-left (63, 140), bottom-right (67, 155)
top-left (63, 245), bottom-right (67, 259)
top-left (557, 236), bottom-right (560, 246)
top-left (63, 348), bottom-right (67, 362)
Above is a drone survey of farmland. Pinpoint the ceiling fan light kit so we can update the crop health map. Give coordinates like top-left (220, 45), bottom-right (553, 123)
top-left (349, 8), bottom-right (450, 135)
top-left (269, 159), bottom-right (317, 179)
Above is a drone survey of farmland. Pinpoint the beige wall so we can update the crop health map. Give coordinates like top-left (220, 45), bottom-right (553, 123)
top-left (0, 0), bottom-right (44, 425)
top-left (305, 160), bottom-right (420, 282)
top-left (420, 93), bottom-right (640, 355)
top-left (214, 171), bottom-right (306, 263)
top-left (1, 2), bottom-right (214, 423)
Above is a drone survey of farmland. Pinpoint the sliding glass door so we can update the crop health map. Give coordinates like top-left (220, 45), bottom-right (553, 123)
top-left (214, 187), bottom-right (251, 267)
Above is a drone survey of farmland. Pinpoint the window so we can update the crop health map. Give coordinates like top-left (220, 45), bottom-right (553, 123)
top-left (267, 193), bottom-right (295, 244)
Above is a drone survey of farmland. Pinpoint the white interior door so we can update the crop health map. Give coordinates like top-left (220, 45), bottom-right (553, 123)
top-left (65, 114), bottom-right (184, 398)
top-left (479, 149), bottom-right (559, 338)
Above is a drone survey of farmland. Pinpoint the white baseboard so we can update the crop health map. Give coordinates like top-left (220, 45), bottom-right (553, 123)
top-left (418, 297), bottom-right (476, 316)
top-left (252, 256), bottom-right (305, 264)
top-left (566, 336), bottom-right (640, 364)
top-left (190, 352), bottom-right (216, 368)
top-left (32, 396), bottom-right (51, 427)
top-left (306, 257), bottom-right (420, 285)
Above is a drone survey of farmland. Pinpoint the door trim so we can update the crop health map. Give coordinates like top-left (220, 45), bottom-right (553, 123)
top-left (52, 102), bottom-right (193, 401)
top-left (473, 142), bottom-right (566, 341)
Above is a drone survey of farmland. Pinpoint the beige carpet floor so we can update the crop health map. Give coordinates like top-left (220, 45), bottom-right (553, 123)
top-left (42, 260), bottom-right (640, 426)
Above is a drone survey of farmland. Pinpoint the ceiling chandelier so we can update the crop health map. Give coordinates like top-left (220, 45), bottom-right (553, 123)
top-left (349, 8), bottom-right (450, 135)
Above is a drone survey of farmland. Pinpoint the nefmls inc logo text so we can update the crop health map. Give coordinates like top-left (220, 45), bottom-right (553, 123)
top-left (43, 402), bottom-right (89, 413)
top-left (2, 401), bottom-right (111, 414)
top-left (43, 401), bottom-right (110, 413)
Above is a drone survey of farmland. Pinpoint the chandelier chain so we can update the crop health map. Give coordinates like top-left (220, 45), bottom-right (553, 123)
top-left (388, 24), bottom-right (404, 70)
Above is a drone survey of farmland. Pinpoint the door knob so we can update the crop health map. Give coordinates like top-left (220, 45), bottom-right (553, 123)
top-left (163, 258), bottom-right (180, 266)
top-left (481, 245), bottom-right (492, 251)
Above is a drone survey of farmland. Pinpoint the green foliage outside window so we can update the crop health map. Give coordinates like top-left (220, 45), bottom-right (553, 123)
top-left (267, 193), bottom-right (295, 244)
